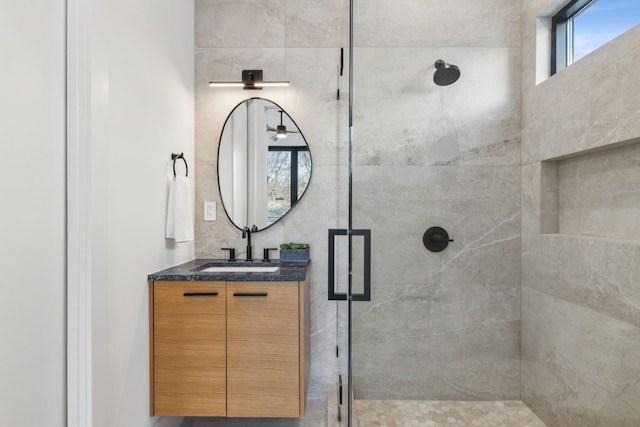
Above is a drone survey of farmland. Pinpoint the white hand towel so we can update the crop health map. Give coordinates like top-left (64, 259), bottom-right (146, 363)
top-left (166, 176), bottom-right (194, 242)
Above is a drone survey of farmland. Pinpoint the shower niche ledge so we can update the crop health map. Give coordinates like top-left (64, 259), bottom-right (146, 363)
top-left (540, 139), bottom-right (640, 242)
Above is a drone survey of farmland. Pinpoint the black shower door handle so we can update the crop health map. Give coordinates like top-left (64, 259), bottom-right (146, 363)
top-left (327, 229), bottom-right (371, 301)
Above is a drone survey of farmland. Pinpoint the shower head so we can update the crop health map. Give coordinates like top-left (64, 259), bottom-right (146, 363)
top-left (434, 60), bottom-right (460, 86)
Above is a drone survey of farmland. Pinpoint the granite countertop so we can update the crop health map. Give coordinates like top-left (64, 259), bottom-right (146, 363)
top-left (148, 259), bottom-right (311, 282)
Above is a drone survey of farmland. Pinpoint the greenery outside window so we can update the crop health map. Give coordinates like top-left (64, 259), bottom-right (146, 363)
top-left (552, 0), bottom-right (639, 74)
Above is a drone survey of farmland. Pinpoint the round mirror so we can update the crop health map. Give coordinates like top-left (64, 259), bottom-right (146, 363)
top-left (217, 98), bottom-right (312, 231)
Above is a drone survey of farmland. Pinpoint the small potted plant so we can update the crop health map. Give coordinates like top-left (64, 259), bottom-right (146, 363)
top-left (279, 242), bottom-right (310, 262)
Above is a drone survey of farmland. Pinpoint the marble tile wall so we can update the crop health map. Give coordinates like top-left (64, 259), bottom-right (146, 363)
top-left (349, 0), bottom-right (522, 401)
top-left (521, 1), bottom-right (640, 426)
top-left (557, 142), bottom-right (640, 240)
top-left (194, 0), bottom-right (522, 412)
top-left (352, 166), bottom-right (521, 400)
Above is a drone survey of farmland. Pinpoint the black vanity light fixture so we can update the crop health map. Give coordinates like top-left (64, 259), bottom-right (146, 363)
top-left (209, 69), bottom-right (290, 90)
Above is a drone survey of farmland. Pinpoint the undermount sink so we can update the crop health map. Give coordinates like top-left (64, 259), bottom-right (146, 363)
top-left (198, 264), bottom-right (280, 273)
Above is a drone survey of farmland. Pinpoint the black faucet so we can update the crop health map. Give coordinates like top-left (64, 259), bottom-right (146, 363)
top-left (242, 225), bottom-right (258, 260)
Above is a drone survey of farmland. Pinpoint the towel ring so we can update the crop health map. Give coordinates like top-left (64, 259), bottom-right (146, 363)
top-left (171, 153), bottom-right (188, 177)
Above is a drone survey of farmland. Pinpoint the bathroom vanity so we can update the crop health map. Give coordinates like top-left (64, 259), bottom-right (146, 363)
top-left (148, 260), bottom-right (310, 418)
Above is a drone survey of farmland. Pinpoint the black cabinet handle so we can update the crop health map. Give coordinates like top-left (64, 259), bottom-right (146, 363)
top-left (183, 292), bottom-right (219, 297)
top-left (233, 292), bottom-right (268, 297)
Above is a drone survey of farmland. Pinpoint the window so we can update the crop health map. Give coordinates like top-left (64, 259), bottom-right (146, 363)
top-left (552, 0), bottom-right (639, 74)
top-left (266, 147), bottom-right (311, 226)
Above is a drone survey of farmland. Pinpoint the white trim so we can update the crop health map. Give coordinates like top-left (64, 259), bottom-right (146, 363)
top-left (67, 0), bottom-right (92, 425)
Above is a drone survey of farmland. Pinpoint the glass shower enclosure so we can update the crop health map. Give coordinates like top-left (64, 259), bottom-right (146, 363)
top-left (329, 0), bottom-right (522, 424)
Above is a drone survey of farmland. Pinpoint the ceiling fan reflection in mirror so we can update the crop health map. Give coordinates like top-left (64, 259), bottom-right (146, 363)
top-left (267, 110), bottom-right (300, 141)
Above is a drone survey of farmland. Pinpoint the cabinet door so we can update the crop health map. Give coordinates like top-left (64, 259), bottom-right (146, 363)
top-left (227, 281), bottom-right (300, 417)
top-left (152, 281), bottom-right (226, 416)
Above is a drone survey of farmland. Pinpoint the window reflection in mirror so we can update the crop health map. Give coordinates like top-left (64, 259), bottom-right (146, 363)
top-left (217, 98), bottom-right (312, 231)
top-left (267, 148), bottom-right (311, 225)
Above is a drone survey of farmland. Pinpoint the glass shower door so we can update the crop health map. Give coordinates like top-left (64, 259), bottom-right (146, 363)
top-left (325, 1), bottom-right (371, 425)
top-left (333, 0), bottom-right (523, 424)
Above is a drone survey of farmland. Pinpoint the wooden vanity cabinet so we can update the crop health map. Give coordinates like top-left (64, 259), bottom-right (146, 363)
top-left (227, 281), bottom-right (300, 417)
top-left (149, 277), bottom-right (310, 418)
top-left (150, 281), bottom-right (227, 416)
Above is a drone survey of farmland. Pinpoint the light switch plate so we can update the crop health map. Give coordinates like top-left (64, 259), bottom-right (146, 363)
top-left (204, 202), bottom-right (216, 221)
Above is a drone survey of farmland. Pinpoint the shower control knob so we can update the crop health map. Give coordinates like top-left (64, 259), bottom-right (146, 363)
top-left (423, 227), bottom-right (454, 252)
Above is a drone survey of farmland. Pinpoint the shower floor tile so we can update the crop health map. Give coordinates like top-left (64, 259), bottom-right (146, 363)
top-left (355, 400), bottom-right (547, 427)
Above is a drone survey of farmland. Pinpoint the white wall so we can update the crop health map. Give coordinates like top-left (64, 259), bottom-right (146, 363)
top-left (0, 1), bottom-right (66, 425)
top-left (1, 0), bottom-right (194, 425)
top-left (86, 0), bottom-right (194, 426)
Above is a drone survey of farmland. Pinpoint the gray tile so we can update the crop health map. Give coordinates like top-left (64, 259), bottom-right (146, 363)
top-left (352, 0), bottom-right (521, 47)
top-left (286, 0), bottom-right (347, 48)
top-left (522, 286), bottom-right (640, 427)
top-left (521, 234), bottom-right (640, 330)
top-left (195, 0), bottom-right (286, 48)
top-left (351, 47), bottom-right (521, 166)
top-left (352, 165), bottom-right (521, 286)
top-left (351, 276), bottom-right (521, 400)
top-left (352, 318), bottom-right (521, 400)
top-left (558, 142), bottom-right (640, 240)
top-left (521, 24), bottom-right (640, 164)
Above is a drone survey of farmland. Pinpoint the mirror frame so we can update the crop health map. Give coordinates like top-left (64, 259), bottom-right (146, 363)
top-left (216, 97), bottom-right (312, 232)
